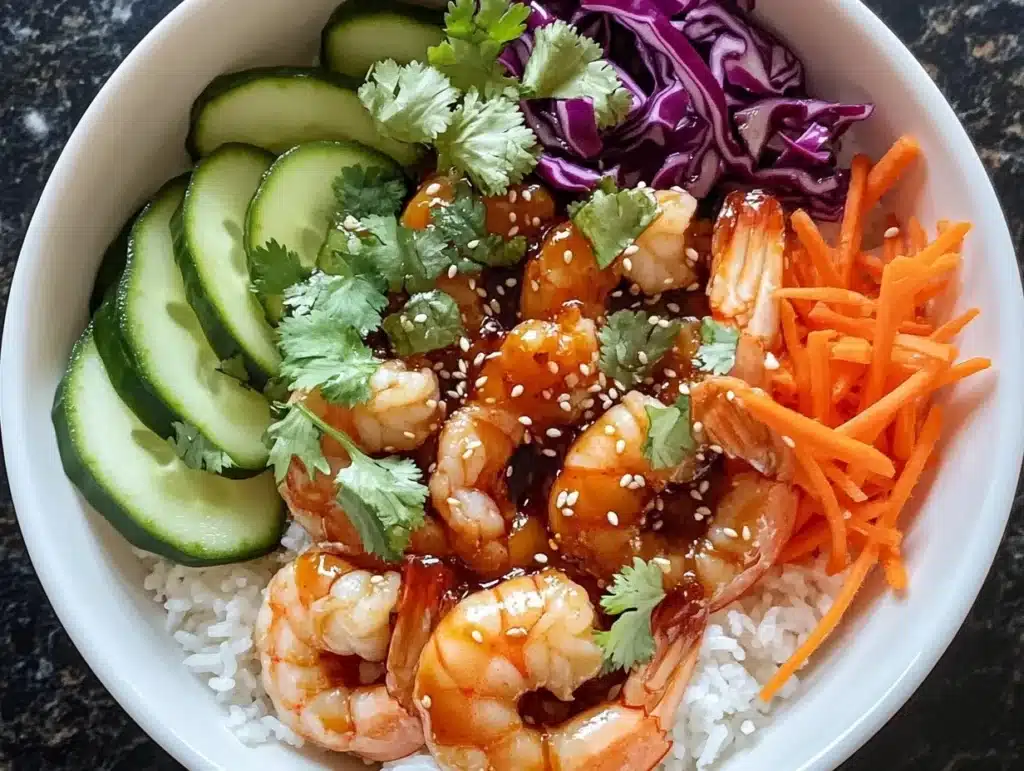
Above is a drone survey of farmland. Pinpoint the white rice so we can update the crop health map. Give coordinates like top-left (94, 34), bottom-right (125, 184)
top-left (137, 530), bottom-right (840, 770)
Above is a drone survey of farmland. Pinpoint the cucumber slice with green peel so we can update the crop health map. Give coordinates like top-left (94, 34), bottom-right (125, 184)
top-left (244, 140), bottom-right (403, 323)
top-left (116, 176), bottom-right (272, 471)
top-left (185, 67), bottom-right (420, 167)
top-left (53, 326), bottom-right (285, 566)
top-left (89, 206), bottom-right (142, 314)
top-left (171, 144), bottom-right (279, 383)
top-left (321, 0), bottom-right (444, 80)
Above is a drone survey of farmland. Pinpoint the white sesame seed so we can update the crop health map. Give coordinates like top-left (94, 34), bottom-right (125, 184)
top-left (559, 401), bottom-right (573, 412)
top-left (561, 507), bottom-right (574, 517)
top-left (476, 287), bottom-right (488, 298)
top-left (518, 416), bottom-right (533, 426)
top-left (446, 497), bottom-right (461, 507)
top-left (623, 244), bottom-right (640, 256)
top-left (402, 431), bottom-right (416, 440)
top-left (474, 376), bottom-right (488, 388)
top-left (742, 526), bottom-right (752, 541)
top-left (764, 352), bottom-right (780, 371)
top-left (686, 247), bottom-right (700, 261)
top-left (607, 511), bottom-right (620, 526)
top-left (638, 350), bottom-right (649, 365)
top-left (507, 626), bottom-right (527, 637)
top-left (690, 489), bottom-right (703, 501)
top-left (608, 388), bottom-right (619, 400)
top-left (679, 382), bottom-right (691, 395)
top-left (531, 280), bottom-right (540, 292)
top-left (723, 527), bottom-right (739, 538)
top-left (506, 277), bottom-right (518, 288)
top-left (489, 298), bottom-right (501, 313)
top-left (447, 264), bottom-right (458, 279)
top-left (425, 182), bottom-right (441, 195)
top-left (414, 313), bottom-right (428, 324)
top-left (556, 491), bottom-right (568, 508)
top-left (699, 480), bottom-right (710, 494)
top-left (648, 315), bottom-right (660, 325)
top-left (658, 319), bottom-right (671, 328)
top-left (604, 425), bottom-right (616, 436)
top-left (508, 226), bottom-right (520, 237)
top-left (532, 216), bottom-right (541, 227)
top-left (471, 630), bottom-right (484, 643)
top-left (782, 435), bottom-right (796, 448)
top-left (566, 491), bottom-right (580, 507)
top-left (619, 474), bottom-right (631, 488)
top-left (687, 282), bottom-right (700, 291)
top-left (509, 189), bottom-right (518, 203)
top-left (615, 439), bottom-right (626, 454)
top-left (696, 506), bottom-right (711, 517)
top-left (563, 250), bottom-right (574, 264)
top-left (459, 337), bottom-right (471, 352)
top-left (534, 553), bottom-right (549, 564)
top-left (421, 695), bottom-right (432, 709)
top-left (542, 448), bottom-right (557, 457)
top-left (522, 189), bottom-right (532, 202)
top-left (509, 212), bottom-right (517, 223)
top-left (884, 226), bottom-right (901, 239)
top-left (546, 428), bottom-right (563, 438)
top-left (726, 390), bottom-right (735, 401)
top-left (547, 361), bottom-right (560, 374)
top-left (458, 360), bottom-right (468, 373)
top-left (709, 443), bottom-right (724, 454)
top-left (511, 384), bottom-right (525, 397)
top-left (462, 448), bottom-right (475, 460)
top-left (623, 257), bottom-right (634, 272)
top-left (667, 302), bottom-right (681, 313)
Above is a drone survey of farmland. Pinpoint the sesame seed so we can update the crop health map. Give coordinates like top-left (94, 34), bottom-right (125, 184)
top-left (623, 257), bottom-right (634, 272)
top-left (709, 443), bottom-right (724, 454)
top-left (884, 226), bottom-right (901, 239)
top-left (604, 425), bottom-right (616, 436)
top-left (509, 212), bottom-right (517, 223)
top-left (664, 369), bottom-right (677, 378)
top-left (459, 337), bottom-right (471, 352)
top-left (542, 448), bottom-right (557, 457)
top-left (473, 352), bottom-right (486, 367)
top-left (509, 190), bottom-right (518, 203)
top-left (462, 448), bottom-right (475, 460)
top-left (547, 361), bottom-right (560, 374)
top-left (608, 388), bottom-right (619, 400)
top-left (722, 527), bottom-right (739, 539)
top-left (475, 287), bottom-right (488, 298)
top-left (507, 626), bottom-right (527, 637)
top-left (685, 247), bottom-right (699, 261)
top-left (467, 239), bottom-right (480, 249)
top-left (764, 352), bottom-right (780, 371)
top-left (782, 435), bottom-right (796, 448)
top-left (532, 216), bottom-right (541, 227)
top-left (489, 298), bottom-right (501, 313)
top-left (506, 277), bottom-right (518, 288)
top-left (556, 491), bottom-right (568, 508)
top-left (615, 439), bottom-right (626, 454)
top-left (402, 431), bottom-right (416, 440)
top-left (566, 491), bottom-right (580, 506)
top-left (667, 302), bottom-right (681, 313)
top-left (648, 315), bottom-right (660, 325)
top-left (414, 313), bottom-right (428, 323)
top-left (726, 390), bottom-right (735, 401)
top-left (531, 280), bottom-right (540, 292)
top-left (638, 350), bottom-right (649, 365)
top-left (447, 264), bottom-right (458, 279)
top-left (679, 382), bottom-right (691, 395)
top-left (446, 389), bottom-right (459, 399)
top-left (687, 282), bottom-right (700, 291)
top-left (508, 226), bottom-right (520, 237)
top-left (561, 507), bottom-right (574, 517)
top-left (458, 360), bottom-right (468, 373)
top-left (425, 182), bottom-right (441, 195)
top-left (742, 526), bottom-right (752, 541)
top-left (522, 189), bottom-right (532, 201)
top-left (699, 480), bottom-right (710, 494)
top-left (563, 250), bottom-right (574, 264)
top-left (546, 428), bottom-right (563, 438)
top-left (696, 506), bottom-right (711, 517)
top-left (518, 416), bottom-right (533, 426)
top-left (619, 474), bottom-right (632, 488)
top-left (607, 511), bottom-right (620, 526)
top-left (658, 319), bottom-right (671, 328)
top-left (559, 401), bottom-right (573, 413)
top-left (511, 384), bottom-right (525, 397)
top-left (690, 489), bottom-right (703, 501)
top-left (421, 695), bottom-right (433, 709)
top-left (446, 497), bottom-right (461, 507)
top-left (471, 630), bottom-right (484, 643)
top-left (623, 244), bottom-right (640, 256)
top-left (474, 376), bottom-right (488, 388)
top-left (534, 553), bottom-right (549, 564)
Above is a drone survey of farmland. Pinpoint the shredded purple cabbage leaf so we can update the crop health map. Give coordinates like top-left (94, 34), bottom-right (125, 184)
top-left (502, 0), bottom-right (873, 219)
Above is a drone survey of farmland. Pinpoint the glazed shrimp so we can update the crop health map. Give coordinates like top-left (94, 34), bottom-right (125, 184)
top-left (707, 189), bottom-right (786, 349)
top-left (549, 391), bottom-right (797, 608)
top-left (256, 550), bottom-right (426, 760)
top-left (623, 189), bottom-right (703, 295)
top-left (430, 309), bottom-right (600, 573)
top-left (281, 361), bottom-right (448, 554)
top-left (414, 570), bottom-right (708, 771)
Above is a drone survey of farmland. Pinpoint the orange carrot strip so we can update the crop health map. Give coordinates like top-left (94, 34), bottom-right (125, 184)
top-left (791, 210), bottom-right (843, 287)
top-left (860, 262), bottom-right (902, 410)
top-left (830, 362), bottom-right (865, 405)
top-left (863, 136), bottom-right (922, 209)
top-left (736, 387), bottom-right (896, 477)
top-left (807, 330), bottom-right (835, 424)
top-left (794, 446), bottom-right (848, 572)
top-left (908, 223), bottom-right (971, 266)
top-left (837, 367), bottom-right (942, 444)
top-left (907, 217), bottom-right (929, 252)
top-left (775, 287), bottom-right (876, 308)
top-left (837, 154), bottom-right (872, 287)
top-left (892, 402), bottom-right (918, 462)
top-left (821, 461), bottom-right (868, 503)
top-left (935, 357), bottom-right (992, 388)
top-left (856, 252), bottom-right (885, 283)
top-left (830, 337), bottom-right (872, 365)
top-left (892, 333), bottom-right (957, 362)
top-left (881, 549), bottom-right (909, 591)
top-left (761, 543), bottom-right (880, 701)
top-left (930, 308), bottom-right (980, 343)
top-left (902, 319), bottom-right (935, 335)
top-left (780, 299), bottom-right (812, 415)
top-left (880, 406), bottom-right (944, 530)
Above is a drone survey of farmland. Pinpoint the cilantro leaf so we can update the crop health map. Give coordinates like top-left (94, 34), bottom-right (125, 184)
top-left (277, 312), bottom-right (382, 405)
top-left (693, 317), bottom-right (740, 376)
top-left (264, 405), bottom-right (330, 483)
top-left (429, 0), bottom-right (529, 95)
top-left (383, 291), bottom-right (466, 356)
top-left (217, 354), bottom-right (249, 384)
top-left (167, 422), bottom-right (234, 474)
top-left (359, 60), bottom-right (460, 144)
top-left (262, 376), bottom-right (291, 403)
top-left (248, 239), bottom-right (310, 313)
top-left (295, 403), bottom-right (428, 562)
top-left (430, 184), bottom-right (528, 267)
top-left (332, 165), bottom-right (408, 220)
top-left (570, 186), bottom-right (659, 268)
top-left (435, 89), bottom-right (539, 196)
top-left (282, 273), bottom-right (387, 335)
top-left (598, 311), bottom-right (682, 387)
top-left (595, 558), bottom-right (666, 673)
top-left (643, 394), bottom-right (694, 470)
top-left (360, 215), bottom-right (456, 293)
top-left (521, 21), bottom-right (633, 128)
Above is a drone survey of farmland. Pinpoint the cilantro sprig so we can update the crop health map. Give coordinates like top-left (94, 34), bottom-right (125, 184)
top-left (266, 403), bottom-right (427, 561)
top-left (332, 165), bottom-right (408, 220)
top-left (248, 239), bottom-right (310, 319)
top-left (693, 317), bottom-right (740, 376)
top-left (430, 182), bottom-right (528, 267)
top-left (598, 311), bottom-right (682, 387)
top-left (521, 21), bottom-right (633, 128)
top-left (283, 272), bottom-right (388, 335)
top-left (570, 182), bottom-right (660, 268)
top-left (383, 291), bottom-right (466, 356)
top-left (359, 60), bottom-right (460, 144)
top-left (167, 421), bottom-right (234, 474)
top-left (594, 558), bottom-right (666, 673)
top-left (643, 394), bottom-right (695, 470)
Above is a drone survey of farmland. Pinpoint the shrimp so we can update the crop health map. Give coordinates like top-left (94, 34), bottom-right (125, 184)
top-left (281, 361), bottom-right (448, 556)
top-left (521, 221), bottom-right (620, 321)
top-left (255, 549), bottom-right (432, 760)
top-left (707, 189), bottom-right (786, 350)
top-left (402, 174), bottom-right (557, 240)
top-left (549, 391), bottom-right (797, 609)
top-left (623, 189), bottom-right (703, 295)
top-left (430, 309), bottom-right (600, 573)
top-left (413, 570), bottom-right (708, 771)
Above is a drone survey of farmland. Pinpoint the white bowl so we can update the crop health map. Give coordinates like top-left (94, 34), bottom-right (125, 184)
top-left (2, 0), bottom-right (1021, 769)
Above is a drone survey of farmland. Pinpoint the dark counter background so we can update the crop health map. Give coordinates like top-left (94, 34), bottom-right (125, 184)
top-left (0, 1), bottom-right (1021, 769)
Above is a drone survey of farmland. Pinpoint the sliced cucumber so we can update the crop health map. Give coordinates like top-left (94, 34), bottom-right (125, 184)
top-left (115, 176), bottom-right (272, 471)
top-left (244, 140), bottom-right (402, 322)
top-left (321, 0), bottom-right (444, 80)
top-left (89, 206), bottom-right (141, 314)
top-left (53, 326), bottom-right (285, 566)
top-left (171, 144), bottom-right (279, 383)
top-left (185, 67), bottom-right (420, 167)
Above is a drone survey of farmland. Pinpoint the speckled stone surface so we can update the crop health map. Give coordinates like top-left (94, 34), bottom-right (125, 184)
top-left (0, 1), bottom-right (1020, 769)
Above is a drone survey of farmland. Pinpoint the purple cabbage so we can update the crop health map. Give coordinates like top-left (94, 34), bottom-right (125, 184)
top-left (502, 0), bottom-right (873, 219)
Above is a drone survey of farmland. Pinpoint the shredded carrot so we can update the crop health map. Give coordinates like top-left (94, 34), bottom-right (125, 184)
top-left (775, 287), bottom-right (876, 308)
top-left (863, 135), bottom-right (922, 210)
top-left (821, 461), bottom-right (868, 503)
top-left (930, 307), bottom-right (980, 343)
top-left (907, 223), bottom-right (971, 267)
top-left (761, 543), bottom-right (879, 701)
top-left (907, 216), bottom-right (929, 252)
top-left (794, 446), bottom-right (848, 572)
top-left (880, 406), bottom-right (944, 529)
top-left (892, 333), bottom-right (957, 362)
top-left (736, 387), bottom-right (896, 477)
top-left (838, 366), bottom-right (943, 444)
top-left (837, 154), bottom-right (872, 286)
top-left (881, 549), bottom-right (909, 591)
top-left (892, 402), bottom-right (918, 462)
top-left (780, 299), bottom-right (812, 414)
top-left (936, 357), bottom-right (992, 388)
top-left (792, 210), bottom-right (842, 287)
top-left (807, 331), bottom-right (834, 424)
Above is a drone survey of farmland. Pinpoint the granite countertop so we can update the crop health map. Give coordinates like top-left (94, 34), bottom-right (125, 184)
top-left (0, 0), bottom-right (1021, 768)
